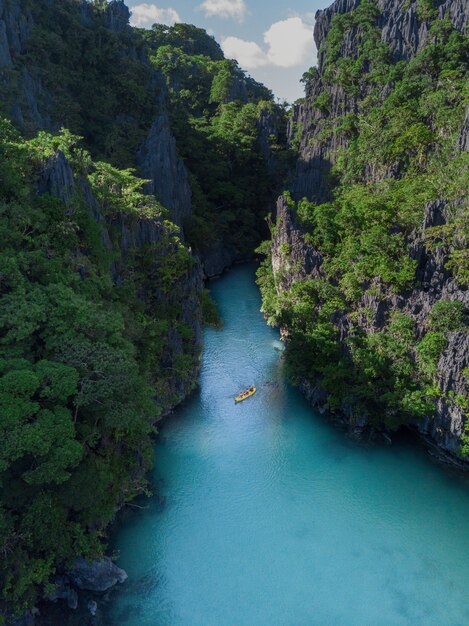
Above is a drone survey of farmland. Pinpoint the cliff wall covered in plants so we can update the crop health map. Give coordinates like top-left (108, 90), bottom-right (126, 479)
top-left (258, 0), bottom-right (468, 464)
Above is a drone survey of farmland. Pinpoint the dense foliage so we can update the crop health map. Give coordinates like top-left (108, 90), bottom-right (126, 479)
top-left (4, 0), bottom-right (159, 166)
top-left (0, 118), bottom-right (201, 612)
top-left (2, 4), bottom-right (288, 260)
top-left (258, 8), bottom-right (468, 430)
top-left (141, 24), bottom-right (289, 256)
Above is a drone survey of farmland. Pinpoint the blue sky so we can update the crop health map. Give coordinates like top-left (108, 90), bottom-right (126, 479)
top-left (125, 0), bottom-right (330, 102)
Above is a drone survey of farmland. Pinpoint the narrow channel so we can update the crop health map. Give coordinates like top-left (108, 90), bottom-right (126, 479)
top-left (105, 264), bottom-right (469, 626)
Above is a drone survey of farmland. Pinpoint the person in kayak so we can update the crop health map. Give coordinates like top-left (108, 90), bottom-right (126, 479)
top-left (235, 386), bottom-right (256, 402)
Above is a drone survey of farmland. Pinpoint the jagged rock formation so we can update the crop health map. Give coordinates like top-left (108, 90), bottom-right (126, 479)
top-left (38, 149), bottom-right (203, 410)
top-left (0, 0), bottom-right (193, 230)
top-left (138, 112), bottom-right (193, 230)
top-left (105, 0), bottom-right (130, 33)
top-left (291, 0), bottom-right (469, 204)
top-left (66, 557), bottom-right (128, 592)
top-left (0, 0), bottom-right (49, 129)
top-left (268, 0), bottom-right (468, 465)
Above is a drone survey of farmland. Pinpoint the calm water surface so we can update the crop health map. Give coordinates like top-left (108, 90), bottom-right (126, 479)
top-left (105, 264), bottom-right (469, 626)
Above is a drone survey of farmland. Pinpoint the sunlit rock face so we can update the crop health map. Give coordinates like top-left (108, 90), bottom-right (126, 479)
top-left (270, 0), bottom-right (469, 464)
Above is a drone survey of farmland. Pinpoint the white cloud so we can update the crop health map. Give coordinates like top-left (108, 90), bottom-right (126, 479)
top-left (221, 17), bottom-right (315, 70)
top-left (221, 36), bottom-right (268, 69)
top-left (198, 0), bottom-right (247, 22)
top-left (130, 3), bottom-right (180, 27)
top-left (264, 17), bottom-right (314, 68)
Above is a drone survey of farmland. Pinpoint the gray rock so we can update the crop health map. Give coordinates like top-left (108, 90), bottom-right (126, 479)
top-left (417, 333), bottom-right (469, 457)
top-left (37, 150), bottom-right (75, 203)
top-left (202, 240), bottom-right (241, 278)
top-left (138, 112), bottom-right (192, 230)
top-left (271, 195), bottom-right (324, 290)
top-left (105, 0), bottom-right (130, 33)
top-left (67, 557), bottom-right (128, 592)
top-left (458, 105), bottom-right (469, 153)
top-left (87, 600), bottom-right (98, 616)
top-left (0, 19), bottom-right (12, 67)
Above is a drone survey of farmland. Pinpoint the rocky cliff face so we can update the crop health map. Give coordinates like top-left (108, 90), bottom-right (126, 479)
top-left (38, 149), bottom-right (203, 411)
top-left (290, 0), bottom-right (468, 204)
top-left (0, 0), bottom-right (50, 130)
top-left (270, 0), bottom-right (469, 465)
top-left (138, 112), bottom-right (193, 231)
top-left (0, 0), bottom-right (195, 234)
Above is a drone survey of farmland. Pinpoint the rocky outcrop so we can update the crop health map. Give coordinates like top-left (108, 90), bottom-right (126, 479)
top-left (272, 195), bottom-right (323, 289)
top-left (112, 207), bottom-right (203, 402)
top-left (202, 241), bottom-right (255, 279)
top-left (290, 0), bottom-right (469, 204)
top-left (66, 557), bottom-right (128, 592)
top-left (315, 0), bottom-right (469, 62)
top-left (0, 18), bottom-right (12, 67)
top-left (0, 0), bottom-right (32, 63)
top-left (138, 112), bottom-right (192, 230)
top-left (458, 106), bottom-right (469, 152)
top-left (417, 333), bottom-right (469, 460)
top-left (45, 558), bottom-right (127, 616)
top-left (105, 0), bottom-right (130, 33)
top-left (37, 150), bottom-right (76, 203)
top-left (0, 0), bottom-right (50, 129)
top-left (257, 104), bottom-right (288, 177)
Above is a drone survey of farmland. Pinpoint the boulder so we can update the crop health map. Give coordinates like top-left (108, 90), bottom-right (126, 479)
top-left (66, 557), bottom-right (128, 592)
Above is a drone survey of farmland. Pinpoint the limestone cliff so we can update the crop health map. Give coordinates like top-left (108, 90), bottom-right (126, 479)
top-left (138, 112), bottom-right (193, 231)
top-left (268, 0), bottom-right (469, 465)
top-left (38, 149), bottom-right (203, 410)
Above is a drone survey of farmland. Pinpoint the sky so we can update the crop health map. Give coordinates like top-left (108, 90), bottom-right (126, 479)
top-left (125, 0), bottom-right (330, 102)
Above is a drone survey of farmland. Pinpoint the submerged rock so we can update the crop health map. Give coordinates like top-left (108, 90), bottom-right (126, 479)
top-left (87, 600), bottom-right (98, 616)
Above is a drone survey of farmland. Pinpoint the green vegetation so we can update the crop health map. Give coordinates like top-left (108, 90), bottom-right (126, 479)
top-left (142, 24), bottom-right (289, 256)
top-left (10, 0), bottom-right (157, 166)
top-left (201, 289), bottom-right (223, 328)
top-left (0, 118), bottom-right (201, 612)
top-left (258, 9), bottom-right (468, 429)
top-left (2, 5), bottom-right (288, 260)
top-left (0, 4), bottom-right (288, 614)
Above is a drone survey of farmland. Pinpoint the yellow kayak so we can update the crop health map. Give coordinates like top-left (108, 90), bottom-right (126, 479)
top-left (235, 387), bottom-right (257, 402)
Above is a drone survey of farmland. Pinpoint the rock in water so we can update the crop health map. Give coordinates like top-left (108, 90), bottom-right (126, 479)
top-left (87, 600), bottom-right (98, 616)
top-left (67, 557), bottom-right (128, 592)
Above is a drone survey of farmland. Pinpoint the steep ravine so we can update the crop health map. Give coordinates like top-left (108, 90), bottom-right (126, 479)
top-left (264, 0), bottom-right (468, 466)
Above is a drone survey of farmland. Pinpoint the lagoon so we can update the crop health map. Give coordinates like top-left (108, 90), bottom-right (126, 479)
top-left (105, 264), bottom-right (469, 626)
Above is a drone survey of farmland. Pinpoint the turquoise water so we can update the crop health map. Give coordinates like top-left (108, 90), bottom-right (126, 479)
top-left (105, 264), bottom-right (469, 626)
